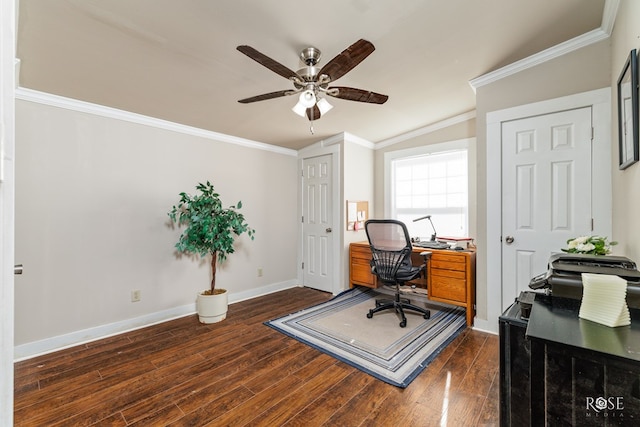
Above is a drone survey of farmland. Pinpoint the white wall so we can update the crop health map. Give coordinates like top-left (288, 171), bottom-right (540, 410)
top-left (474, 39), bottom-right (611, 324)
top-left (14, 96), bottom-right (299, 355)
top-left (342, 135), bottom-right (375, 288)
top-left (374, 118), bottom-right (477, 220)
top-left (611, 0), bottom-right (640, 262)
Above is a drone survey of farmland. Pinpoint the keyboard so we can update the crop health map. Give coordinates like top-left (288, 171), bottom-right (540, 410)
top-left (414, 241), bottom-right (450, 249)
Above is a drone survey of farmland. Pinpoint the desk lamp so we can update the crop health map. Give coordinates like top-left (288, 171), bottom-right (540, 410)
top-left (413, 215), bottom-right (437, 241)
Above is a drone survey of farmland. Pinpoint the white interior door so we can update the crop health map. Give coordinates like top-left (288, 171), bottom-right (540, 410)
top-left (302, 154), bottom-right (333, 293)
top-left (501, 107), bottom-right (592, 309)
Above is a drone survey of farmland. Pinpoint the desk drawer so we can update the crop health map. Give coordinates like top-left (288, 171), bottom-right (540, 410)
top-left (351, 258), bottom-right (375, 287)
top-left (431, 268), bottom-right (466, 280)
top-left (430, 255), bottom-right (466, 271)
top-left (350, 245), bottom-right (372, 261)
top-left (429, 275), bottom-right (466, 303)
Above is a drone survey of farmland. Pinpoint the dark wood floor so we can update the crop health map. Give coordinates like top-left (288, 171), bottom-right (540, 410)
top-left (14, 286), bottom-right (500, 426)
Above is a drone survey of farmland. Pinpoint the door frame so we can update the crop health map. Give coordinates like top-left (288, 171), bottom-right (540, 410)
top-left (480, 87), bottom-right (611, 333)
top-left (0, 0), bottom-right (16, 423)
top-left (298, 140), bottom-right (342, 295)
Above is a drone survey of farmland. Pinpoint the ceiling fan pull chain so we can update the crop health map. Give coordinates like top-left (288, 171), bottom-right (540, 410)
top-left (309, 121), bottom-right (314, 135)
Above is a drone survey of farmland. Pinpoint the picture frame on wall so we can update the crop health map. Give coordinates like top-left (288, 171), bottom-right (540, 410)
top-left (617, 48), bottom-right (639, 170)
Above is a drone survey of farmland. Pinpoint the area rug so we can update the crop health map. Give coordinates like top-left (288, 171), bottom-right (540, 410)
top-left (265, 287), bottom-right (466, 388)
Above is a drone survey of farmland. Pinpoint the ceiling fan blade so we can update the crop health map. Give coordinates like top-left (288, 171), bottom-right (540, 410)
top-left (306, 105), bottom-right (321, 121)
top-left (318, 39), bottom-right (375, 82)
top-left (327, 86), bottom-right (389, 104)
top-left (237, 45), bottom-right (300, 80)
top-left (238, 90), bottom-right (292, 103)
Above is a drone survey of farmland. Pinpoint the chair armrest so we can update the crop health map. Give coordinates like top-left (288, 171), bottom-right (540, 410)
top-left (418, 251), bottom-right (432, 272)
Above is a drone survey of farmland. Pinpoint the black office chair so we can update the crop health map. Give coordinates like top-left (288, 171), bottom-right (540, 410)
top-left (364, 219), bottom-right (431, 327)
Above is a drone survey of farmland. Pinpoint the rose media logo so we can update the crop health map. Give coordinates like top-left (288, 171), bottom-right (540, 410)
top-left (586, 396), bottom-right (624, 419)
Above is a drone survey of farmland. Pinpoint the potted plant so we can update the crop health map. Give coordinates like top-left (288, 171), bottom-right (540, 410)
top-left (168, 181), bottom-right (255, 323)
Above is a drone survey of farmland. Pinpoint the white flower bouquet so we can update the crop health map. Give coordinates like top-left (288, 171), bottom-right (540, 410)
top-left (562, 236), bottom-right (617, 256)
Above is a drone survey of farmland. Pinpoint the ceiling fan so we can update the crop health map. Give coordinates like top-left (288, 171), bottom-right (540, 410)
top-left (237, 39), bottom-right (388, 122)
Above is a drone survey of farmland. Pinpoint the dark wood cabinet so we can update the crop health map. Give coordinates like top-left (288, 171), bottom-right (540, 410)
top-left (500, 295), bottom-right (640, 426)
top-left (499, 301), bottom-right (531, 427)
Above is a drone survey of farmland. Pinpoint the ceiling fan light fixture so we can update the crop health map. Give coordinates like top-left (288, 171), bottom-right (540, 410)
top-left (316, 97), bottom-right (333, 115)
top-left (237, 40), bottom-right (388, 123)
top-left (292, 101), bottom-right (307, 117)
top-left (299, 89), bottom-right (316, 108)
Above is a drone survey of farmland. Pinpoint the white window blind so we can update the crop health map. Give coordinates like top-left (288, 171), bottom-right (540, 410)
top-left (390, 149), bottom-right (468, 239)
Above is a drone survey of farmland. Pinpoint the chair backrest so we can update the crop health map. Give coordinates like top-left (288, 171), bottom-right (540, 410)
top-left (365, 219), bottom-right (412, 252)
top-left (365, 220), bottom-right (413, 283)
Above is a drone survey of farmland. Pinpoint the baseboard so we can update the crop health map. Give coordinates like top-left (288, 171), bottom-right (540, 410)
top-left (228, 279), bottom-right (298, 304)
top-left (14, 280), bottom-right (299, 361)
top-left (472, 317), bottom-right (499, 335)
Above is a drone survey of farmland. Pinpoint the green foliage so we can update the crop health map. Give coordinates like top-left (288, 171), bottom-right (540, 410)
top-left (561, 235), bottom-right (617, 256)
top-left (168, 181), bottom-right (255, 264)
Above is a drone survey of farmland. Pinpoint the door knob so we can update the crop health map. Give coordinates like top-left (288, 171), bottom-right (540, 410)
top-left (326, 227), bottom-right (332, 233)
top-left (14, 264), bottom-right (23, 275)
top-left (505, 236), bottom-right (515, 244)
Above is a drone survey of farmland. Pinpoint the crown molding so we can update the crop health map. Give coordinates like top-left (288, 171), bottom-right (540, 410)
top-left (296, 133), bottom-right (343, 156)
top-left (469, 0), bottom-right (619, 91)
top-left (601, 0), bottom-right (620, 35)
top-left (296, 131), bottom-right (375, 157)
top-left (375, 110), bottom-right (476, 150)
top-left (14, 87), bottom-right (298, 157)
top-left (320, 133), bottom-right (348, 147)
top-left (469, 28), bottom-right (609, 90)
top-left (344, 132), bottom-right (376, 149)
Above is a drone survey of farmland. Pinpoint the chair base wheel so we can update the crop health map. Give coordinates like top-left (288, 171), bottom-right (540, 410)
top-left (366, 295), bottom-right (431, 327)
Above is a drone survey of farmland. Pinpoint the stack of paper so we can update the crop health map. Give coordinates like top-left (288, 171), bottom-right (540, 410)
top-left (579, 273), bottom-right (631, 327)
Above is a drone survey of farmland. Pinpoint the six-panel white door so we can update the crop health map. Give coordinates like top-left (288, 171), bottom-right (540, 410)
top-left (501, 107), bottom-right (592, 309)
top-left (302, 154), bottom-right (333, 293)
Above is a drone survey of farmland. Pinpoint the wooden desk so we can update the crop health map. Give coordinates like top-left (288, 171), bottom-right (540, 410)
top-left (349, 241), bottom-right (476, 326)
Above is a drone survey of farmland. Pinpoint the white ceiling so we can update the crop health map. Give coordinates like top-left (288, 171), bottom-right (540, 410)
top-left (16, 0), bottom-right (607, 150)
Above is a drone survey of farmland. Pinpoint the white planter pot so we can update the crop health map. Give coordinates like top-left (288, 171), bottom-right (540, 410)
top-left (196, 289), bottom-right (228, 324)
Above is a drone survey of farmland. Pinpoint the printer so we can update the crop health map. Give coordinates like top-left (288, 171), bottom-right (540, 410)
top-left (529, 252), bottom-right (640, 308)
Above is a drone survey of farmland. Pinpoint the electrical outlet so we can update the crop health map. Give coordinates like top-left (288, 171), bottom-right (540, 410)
top-left (131, 290), bottom-right (141, 302)
top-left (257, 268), bottom-right (263, 277)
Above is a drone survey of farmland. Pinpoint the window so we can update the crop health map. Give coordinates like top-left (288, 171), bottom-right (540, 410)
top-left (385, 140), bottom-right (469, 239)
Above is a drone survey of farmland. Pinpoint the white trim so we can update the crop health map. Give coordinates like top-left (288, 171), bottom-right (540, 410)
top-left (344, 131), bottom-right (376, 149)
top-left (297, 143), bottom-right (342, 296)
top-left (601, 0), bottom-right (621, 35)
top-left (297, 131), bottom-right (376, 155)
top-left (14, 58), bottom-right (19, 87)
top-left (469, 29), bottom-right (609, 91)
top-left (15, 87), bottom-right (298, 157)
top-left (228, 279), bottom-right (298, 304)
top-left (469, 0), bottom-right (619, 91)
top-left (14, 279), bottom-right (298, 360)
top-left (383, 138), bottom-right (473, 218)
top-left (1, 0), bottom-right (16, 424)
top-left (480, 87), bottom-right (611, 334)
top-left (14, 305), bottom-right (197, 361)
top-left (376, 111), bottom-right (476, 149)
top-left (486, 87), bottom-right (610, 123)
top-left (297, 133), bottom-right (342, 156)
